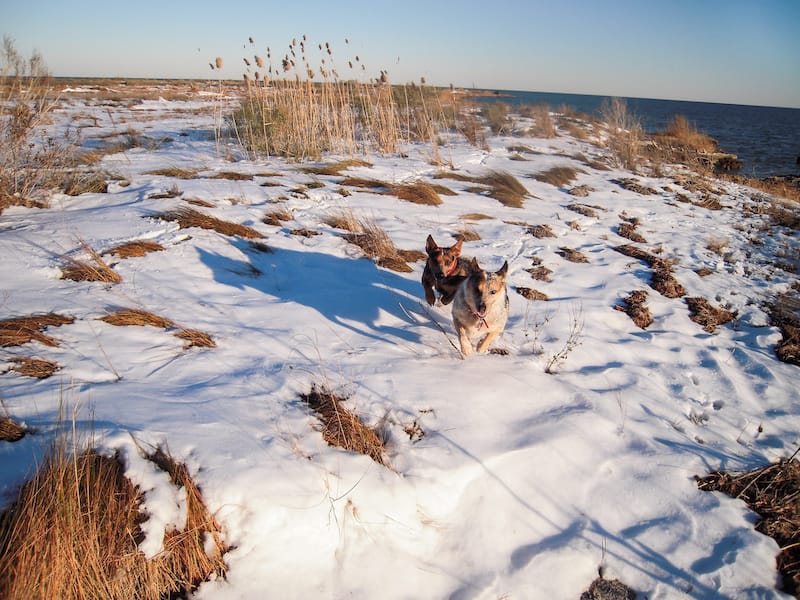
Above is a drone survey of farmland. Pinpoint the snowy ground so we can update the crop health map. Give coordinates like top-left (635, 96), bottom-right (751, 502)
top-left (1, 85), bottom-right (798, 599)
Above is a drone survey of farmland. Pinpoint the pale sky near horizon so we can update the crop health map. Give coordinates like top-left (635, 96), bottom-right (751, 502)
top-left (3, 0), bottom-right (799, 108)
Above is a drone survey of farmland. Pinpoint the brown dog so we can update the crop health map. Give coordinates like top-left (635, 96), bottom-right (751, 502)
top-left (422, 235), bottom-right (474, 306)
top-left (452, 259), bottom-right (509, 356)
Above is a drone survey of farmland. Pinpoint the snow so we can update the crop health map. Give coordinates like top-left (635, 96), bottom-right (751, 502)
top-left (1, 91), bottom-right (798, 599)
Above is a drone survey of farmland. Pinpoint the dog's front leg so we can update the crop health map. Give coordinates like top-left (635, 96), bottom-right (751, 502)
top-left (456, 326), bottom-right (473, 356)
top-left (421, 269), bottom-right (437, 305)
top-left (475, 331), bottom-right (498, 354)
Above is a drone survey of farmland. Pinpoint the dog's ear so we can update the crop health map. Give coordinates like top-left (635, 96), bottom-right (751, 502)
top-left (425, 235), bottom-right (438, 253)
top-left (451, 238), bottom-right (463, 256)
top-left (496, 261), bottom-right (508, 279)
top-left (469, 257), bottom-right (481, 272)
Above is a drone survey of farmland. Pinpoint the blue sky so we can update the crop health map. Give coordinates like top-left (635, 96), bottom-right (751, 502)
top-left (4, 0), bottom-right (799, 108)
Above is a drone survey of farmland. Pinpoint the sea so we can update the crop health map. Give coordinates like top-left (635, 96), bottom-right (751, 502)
top-left (470, 90), bottom-right (800, 180)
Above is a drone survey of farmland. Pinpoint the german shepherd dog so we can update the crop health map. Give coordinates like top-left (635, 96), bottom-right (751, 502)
top-left (422, 235), bottom-right (474, 306)
top-left (452, 259), bottom-right (509, 356)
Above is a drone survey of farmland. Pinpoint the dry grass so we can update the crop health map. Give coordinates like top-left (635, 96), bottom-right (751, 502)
top-left (0, 417), bottom-right (27, 442)
top-left (615, 290), bottom-right (653, 329)
top-left (528, 104), bottom-right (556, 138)
top-left (0, 313), bottom-right (74, 348)
top-left (342, 218), bottom-right (412, 273)
top-left (299, 159), bottom-right (372, 176)
top-left (61, 170), bottom-right (109, 196)
top-left (526, 258), bottom-right (552, 282)
top-left (515, 287), bottom-right (549, 301)
top-left (533, 166), bottom-right (582, 188)
top-left (556, 247), bottom-right (589, 263)
top-left (9, 357), bottom-right (61, 379)
top-left (157, 207), bottom-right (264, 239)
top-left (460, 212), bottom-right (494, 221)
top-left (613, 177), bottom-right (659, 195)
top-left (146, 184), bottom-right (182, 200)
top-left (437, 169), bottom-right (529, 208)
top-left (617, 221), bottom-right (647, 243)
top-left (60, 242), bottom-right (122, 283)
top-left (453, 223), bottom-right (481, 242)
top-left (651, 265), bottom-right (686, 299)
top-left (527, 224), bottom-right (556, 238)
top-left (209, 171), bottom-right (253, 181)
top-left (698, 455), bottom-right (800, 596)
top-left (0, 433), bottom-right (228, 599)
top-left (581, 577), bottom-right (636, 600)
top-left (600, 97), bottom-right (643, 171)
top-left (262, 207), bottom-right (292, 226)
top-left (685, 297), bottom-right (736, 333)
top-left (143, 167), bottom-right (200, 179)
top-left (613, 244), bottom-right (664, 268)
top-left (567, 203), bottom-right (600, 218)
top-left (104, 240), bottom-right (165, 258)
top-left (99, 308), bottom-right (216, 349)
top-left (300, 384), bottom-right (386, 466)
top-left (392, 182), bottom-right (443, 206)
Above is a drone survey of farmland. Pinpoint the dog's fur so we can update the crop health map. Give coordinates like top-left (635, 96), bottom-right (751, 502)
top-left (422, 235), bottom-right (474, 306)
top-left (452, 259), bottom-right (509, 356)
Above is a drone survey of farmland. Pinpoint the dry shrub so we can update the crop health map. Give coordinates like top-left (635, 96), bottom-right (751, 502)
top-left (617, 221), bottom-right (647, 243)
top-left (300, 384), bottom-right (386, 466)
top-left (685, 297), bottom-right (736, 333)
top-left (615, 290), bottom-right (653, 329)
top-left (158, 207), bottom-right (264, 239)
top-left (468, 170), bottom-right (529, 208)
top-left (613, 177), bottom-right (659, 195)
top-left (527, 224), bottom-right (555, 238)
top-left (599, 97), bottom-right (643, 171)
top-left (533, 166), bottom-right (582, 188)
top-left (0, 435), bottom-right (228, 599)
top-left (392, 182), bottom-right (443, 206)
top-left (528, 104), bottom-right (556, 138)
top-left (698, 456), bottom-right (800, 596)
top-left (516, 287), bottom-right (548, 301)
top-left (323, 209), bottom-right (361, 232)
top-left (61, 241), bottom-right (122, 283)
top-left (61, 170), bottom-right (109, 196)
top-left (556, 247), bottom-right (589, 263)
top-left (143, 167), bottom-right (200, 179)
top-left (660, 115), bottom-right (717, 153)
top-left (0, 313), bottom-right (74, 348)
top-left (105, 240), bottom-right (165, 258)
top-left (581, 577), bottom-right (636, 600)
top-left (9, 356), bottom-right (61, 378)
top-left (647, 115), bottom-right (719, 170)
top-left (0, 417), bottom-right (27, 442)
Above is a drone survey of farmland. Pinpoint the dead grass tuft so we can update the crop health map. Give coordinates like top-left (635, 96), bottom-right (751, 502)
top-left (300, 159), bottom-right (372, 176)
top-left (527, 224), bottom-right (556, 238)
top-left (300, 384), bottom-right (386, 466)
top-left (567, 203), bottom-right (600, 218)
top-left (158, 207), bottom-right (264, 239)
top-left (615, 290), bottom-right (653, 329)
top-left (460, 212), bottom-right (494, 221)
top-left (9, 356), bottom-right (61, 378)
top-left (339, 214), bottom-right (412, 272)
top-left (617, 221), bottom-right (647, 243)
top-left (174, 328), bottom-right (217, 349)
top-left (0, 434), bottom-right (228, 599)
top-left (533, 166), bottom-right (582, 188)
top-left (144, 167), bottom-right (200, 179)
top-left (515, 287), bottom-right (549, 301)
top-left (526, 259), bottom-right (552, 282)
top-left (61, 170), bottom-right (109, 196)
top-left (479, 170), bottom-right (530, 208)
top-left (770, 296), bottom-right (800, 366)
top-left (685, 297), bottom-right (736, 333)
top-left (0, 313), bottom-right (74, 348)
top-left (0, 417), bottom-right (27, 442)
top-left (580, 577), bottom-right (637, 600)
top-left (99, 308), bottom-right (215, 349)
top-left (61, 241), bottom-right (122, 283)
top-left (651, 265), bottom-right (686, 299)
top-left (208, 171), bottom-right (254, 181)
top-left (105, 240), bottom-right (165, 258)
top-left (392, 182), bottom-right (443, 206)
top-left (698, 456), bottom-right (800, 596)
top-left (556, 247), bottom-right (589, 263)
top-left (613, 178), bottom-right (659, 195)
top-left (453, 223), bottom-right (481, 242)
top-left (262, 207), bottom-right (292, 226)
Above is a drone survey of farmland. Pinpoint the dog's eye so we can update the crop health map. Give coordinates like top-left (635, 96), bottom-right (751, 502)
top-left (490, 290), bottom-right (497, 295)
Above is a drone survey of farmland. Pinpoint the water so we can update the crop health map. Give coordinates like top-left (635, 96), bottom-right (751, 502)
top-left (471, 90), bottom-right (800, 179)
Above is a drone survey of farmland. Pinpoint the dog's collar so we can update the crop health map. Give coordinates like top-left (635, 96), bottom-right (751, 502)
top-left (472, 310), bottom-right (488, 329)
top-left (444, 261), bottom-right (459, 277)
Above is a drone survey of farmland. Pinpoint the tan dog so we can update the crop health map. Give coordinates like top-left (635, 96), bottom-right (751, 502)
top-left (421, 235), bottom-right (474, 306)
top-left (452, 259), bottom-right (509, 356)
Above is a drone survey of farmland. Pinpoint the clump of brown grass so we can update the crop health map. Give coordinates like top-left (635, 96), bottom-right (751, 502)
top-left (0, 416), bottom-right (27, 442)
top-left (300, 384), bottom-right (386, 466)
top-left (0, 432), bottom-right (228, 599)
top-left (262, 207), bottom-right (292, 226)
top-left (209, 171), bottom-right (253, 181)
top-left (300, 159), bottom-right (372, 176)
top-left (528, 104), bottom-right (556, 138)
top-left (580, 577), bottom-right (636, 600)
top-left (147, 184), bottom-right (182, 200)
top-left (0, 313), bottom-right (74, 348)
top-left (392, 182), bottom-right (443, 206)
top-left (516, 287), bottom-right (549, 301)
top-left (60, 241), bottom-right (122, 283)
top-left (698, 455), bottom-right (800, 596)
top-left (685, 297), bottom-right (736, 333)
top-left (526, 258), bottom-right (552, 282)
top-left (158, 207), bottom-right (264, 239)
top-left (143, 167), bottom-right (200, 179)
top-left (527, 224), bottom-right (556, 238)
top-left (556, 247), bottom-right (589, 263)
top-left (533, 166), bottom-right (582, 188)
top-left (614, 290), bottom-right (653, 329)
top-left (99, 308), bottom-right (216, 349)
top-left (61, 170), bottom-right (109, 196)
top-left (617, 221), bottom-right (647, 243)
top-left (342, 217), bottom-right (412, 273)
top-left (9, 356), bottom-right (61, 378)
top-left (613, 244), bottom-right (685, 297)
top-left (105, 240), bottom-right (165, 259)
top-left (452, 170), bottom-right (529, 208)
top-left (599, 97), bottom-right (643, 171)
top-left (453, 223), bottom-right (481, 242)
top-left (567, 203), bottom-right (600, 218)
top-left (612, 178), bottom-right (659, 195)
